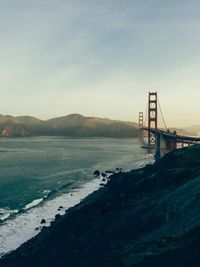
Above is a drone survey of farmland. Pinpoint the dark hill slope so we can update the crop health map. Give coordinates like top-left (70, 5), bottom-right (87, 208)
top-left (2, 146), bottom-right (200, 266)
top-left (0, 115), bottom-right (43, 137)
top-left (42, 114), bottom-right (138, 137)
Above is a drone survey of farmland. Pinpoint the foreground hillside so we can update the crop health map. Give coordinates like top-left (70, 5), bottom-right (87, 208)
top-left (0, 114), bottom-right (138, 138)
top-left (2, 145), bottom-right (200, 267)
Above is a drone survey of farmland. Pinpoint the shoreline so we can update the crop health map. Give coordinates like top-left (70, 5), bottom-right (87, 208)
top-left (0, 151), bottom-right (154, 258)
top-left (1, 145), bottom-right (200, 266)
top-left (1, 158), bottom-right (160, 266)
top-left (0, 175), bottom-right (108, 258)
top-left (0, 145), bottom-right (200, 267)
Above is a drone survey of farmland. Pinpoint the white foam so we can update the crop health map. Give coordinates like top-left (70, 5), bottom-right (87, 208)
top-left (24, 198), bottom-right (44, 210)
top-left (0, 208), bottom-right (18, 221)
top-left (0, 178), bottom-right (106, 257)
top-left (0, 156), bottom-right (153, 258)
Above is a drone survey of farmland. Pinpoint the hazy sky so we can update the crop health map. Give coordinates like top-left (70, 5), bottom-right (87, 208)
top-left (0, 0), bottom-right (199, 127)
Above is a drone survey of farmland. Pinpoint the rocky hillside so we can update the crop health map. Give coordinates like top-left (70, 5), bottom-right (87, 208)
top-left (0, 115), bottom-right (42, 137)
top-left (0, 114), bottom-right (138, 138)
top-left (42, 114), bottom-right (138, 137)
top-left (2, 145), bottom-right (200, 266)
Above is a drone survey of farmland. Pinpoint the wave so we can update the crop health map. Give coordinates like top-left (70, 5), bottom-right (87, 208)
top-left (24, 198), bottom-right (44, 210)
top-left (0, 156), bottom-right (154, 258)
top-left (0, 179), bottom-right (96, 224)
top-left (0, 182), bottom-right (76, 224)
top-left (0, 177), bottom-right (108, 258)
top-left (42, 190), bottom-right (51, 195)
top-left (0, 208), bottom-right (18, 222)
top-left (42, 182), bottom-right (73, 202)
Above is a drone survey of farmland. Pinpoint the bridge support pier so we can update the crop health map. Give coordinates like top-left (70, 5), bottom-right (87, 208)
top-left (155, 133), bottom-right (178, 161)
top-left (155, 133), bottom-right (161, 161)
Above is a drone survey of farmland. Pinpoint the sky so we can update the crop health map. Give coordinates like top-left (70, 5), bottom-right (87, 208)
top-left (0, 0), bottom-right (199, 127)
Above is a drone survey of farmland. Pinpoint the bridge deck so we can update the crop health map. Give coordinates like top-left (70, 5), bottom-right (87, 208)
top-left (141, 127), bottom-right (200, 144)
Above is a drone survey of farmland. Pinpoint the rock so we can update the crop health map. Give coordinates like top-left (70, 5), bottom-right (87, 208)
top-left (58, 206), bottom-right (63, 211)
top-left (35, 227), bottom-right (40, 231)
top-left (55, 214), bottom-right (62, 220)
top-left (40, 219), bottom-right (46, 224)
top-left (102, 178), bottom-right (106, 182)
top-left (2, 145), bottom-right (200, 267)
top-left (94, 170), bottom-right (100, 177)
top-left (102, 172), bottom-right (107, 177)
top-left (71, 193), bottom-right (73, 196)
top-left (116, 168), bottom-right (123, 172)
top-left (100, 183), bottom-right (105, 186)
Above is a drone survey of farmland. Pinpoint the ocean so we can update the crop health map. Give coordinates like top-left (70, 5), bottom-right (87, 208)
top-left (0, 136), bottom-right (152, 256)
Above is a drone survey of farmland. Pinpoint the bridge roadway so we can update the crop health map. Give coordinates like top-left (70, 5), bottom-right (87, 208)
top-left (141, 127), bottom-right (200, 145)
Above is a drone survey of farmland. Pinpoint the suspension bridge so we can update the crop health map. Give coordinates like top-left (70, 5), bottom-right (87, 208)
top-left (139, 92), bottom-right (200, 160)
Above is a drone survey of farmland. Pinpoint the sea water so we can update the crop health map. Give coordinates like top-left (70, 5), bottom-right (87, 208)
top-left (0, 137), bottom-right (153, 256)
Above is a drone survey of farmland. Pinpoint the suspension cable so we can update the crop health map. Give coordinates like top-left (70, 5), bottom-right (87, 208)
top-left (144, 99), bottom-right (148, 127)
top-left (158, 97), bottom-right (168, 130)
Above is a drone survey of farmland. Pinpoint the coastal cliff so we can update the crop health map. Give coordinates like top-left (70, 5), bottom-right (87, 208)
top-left (1, 145), bottom-right (200, 266)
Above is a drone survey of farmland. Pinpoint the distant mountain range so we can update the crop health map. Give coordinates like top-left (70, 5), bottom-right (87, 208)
top-left (1, 113), bottom-right (199, 138)
top-left (170, 125), bottom-right (200, 137)
top-left (0, 114), bottom-right (138, 138)
top-left (182, 124), bottom-right (200, 136)
top-left (168, 127), bottom-right (197, 137)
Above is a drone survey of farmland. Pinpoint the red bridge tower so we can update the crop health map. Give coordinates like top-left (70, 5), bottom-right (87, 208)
top-left (148, 92), bottom-right (158, 147)
top-left (138, 112), bottom-right (144, 129)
